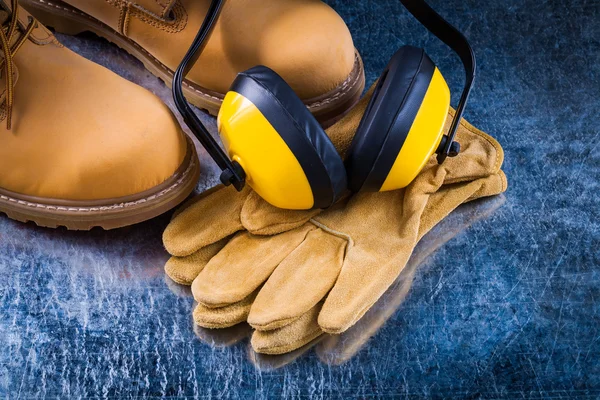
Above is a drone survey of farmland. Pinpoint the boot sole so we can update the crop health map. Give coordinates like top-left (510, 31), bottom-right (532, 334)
top-left (21, 0), bottom-right (366, 127)
top-left (0, 137), bottom-right (200, 230)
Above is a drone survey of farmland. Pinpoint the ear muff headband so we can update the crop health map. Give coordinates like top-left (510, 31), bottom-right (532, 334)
top-left (219, 67), bottom-right (346, 209)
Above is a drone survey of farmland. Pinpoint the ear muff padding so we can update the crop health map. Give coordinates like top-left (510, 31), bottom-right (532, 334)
top-left (229, 66), bottom-right (347, 208)
top-left (345, 46), bottom-right (436, 192)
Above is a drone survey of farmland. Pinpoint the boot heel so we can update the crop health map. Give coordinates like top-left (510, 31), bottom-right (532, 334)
top-left (23, 0), bottom-right (90, 35)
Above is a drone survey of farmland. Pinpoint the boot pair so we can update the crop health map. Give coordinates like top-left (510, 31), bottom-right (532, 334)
top-left (0, 0), bottom-right (362, 229)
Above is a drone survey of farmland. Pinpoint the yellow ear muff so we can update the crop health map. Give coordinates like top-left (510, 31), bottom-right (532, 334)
top-left (345, 47), bottom-right (450, 192)
top-left (218, 91), bottom-right (315, 209)
top-left (217, 67), bottom-right (347, 210)
top-left (380, 68), bottom-right (450, 190)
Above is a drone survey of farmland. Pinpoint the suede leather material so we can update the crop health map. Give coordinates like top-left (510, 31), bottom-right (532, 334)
top-left (60, 0), bottom-right (356, 99)
top-left (0, 5), bottom-right (188, 200)
top-left (251, 303), bottom-right (324, 355)
top-left (163, 87), bottom-right (508, 354)
top-left (194, 225), bottom-right (317, 308)
top-left (193, 292), bottom-right (256, 330)
top-left (196, 196), bottom-right (505, 360)
top-left (187, 169), bottom-right (506, 354)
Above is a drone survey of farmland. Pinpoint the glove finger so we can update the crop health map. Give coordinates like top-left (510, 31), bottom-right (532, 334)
top-left (163, 185), bottom-right (251, 257)
top-left (248, 229), bottom-right (347, 331)
top-left (192, 224), bottom-right (315, 308)
top-left (193, 290), bottom-right (257, 329)
top-left (164, 236), bottom-right (231, 285)
top-left (318, 244), bottom-right (411, 334)
top-left (316, 263), bottom-right (416, 366)
top-left (419, 171), bottom-right (507, 240)
top-left (248, 334), bottom-right (325, 371)
top-left (251, 303), bottom-right (324, 355)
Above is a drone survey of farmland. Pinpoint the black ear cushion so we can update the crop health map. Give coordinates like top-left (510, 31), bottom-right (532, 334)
top-left (230, 66), bottom-right (347, 208)
top-left (345, 46), bottom-right (436, 192)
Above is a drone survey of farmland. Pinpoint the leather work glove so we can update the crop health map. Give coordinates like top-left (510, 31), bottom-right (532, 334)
top-left (163, 91), bottom-right (507, 355)
top-left (189, 194), bottom-right (505, 368)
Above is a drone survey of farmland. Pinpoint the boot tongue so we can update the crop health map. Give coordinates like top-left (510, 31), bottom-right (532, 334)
top-left (135, 0), bottom-right (178, 19)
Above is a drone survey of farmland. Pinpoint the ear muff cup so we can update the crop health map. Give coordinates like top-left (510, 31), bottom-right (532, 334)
top-left (345, 46), bottom-right (437, 192)
top-left (225, 66), bottom-right (347, 209)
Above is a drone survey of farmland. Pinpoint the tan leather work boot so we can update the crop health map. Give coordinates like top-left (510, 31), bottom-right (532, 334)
top-left (20, 0), bottom-right (365, 126)
top-left (0, 0), bottom-right (200, 230)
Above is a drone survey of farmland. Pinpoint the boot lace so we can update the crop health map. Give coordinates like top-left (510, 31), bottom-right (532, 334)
top-left (0, 0), bottom-right (35, 129)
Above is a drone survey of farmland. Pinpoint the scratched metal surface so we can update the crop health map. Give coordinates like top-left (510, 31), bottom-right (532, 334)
top-left (1, 0), bottom-right (599, 398)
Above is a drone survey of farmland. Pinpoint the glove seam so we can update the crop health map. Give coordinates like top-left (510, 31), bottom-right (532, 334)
top-left (246, 218), bottom-right (314, 236)
top-left (250, 315), bottom-right (301, 331)
top-left (309, 218), bottom-right (354, 253)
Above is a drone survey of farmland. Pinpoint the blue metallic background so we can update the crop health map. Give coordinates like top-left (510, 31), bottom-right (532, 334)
top-left (1, 0), bottom-right (599, 398)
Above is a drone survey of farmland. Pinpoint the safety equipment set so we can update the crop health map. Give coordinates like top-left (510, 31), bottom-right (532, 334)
top-left (0, 0), bottom-right (508, 356)
top-left (164, 87), bottom-right (507, 355)
top-left (162, 0), bottom-right (507, 355)
top-left (174, 0), bottom-right (476, 210)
